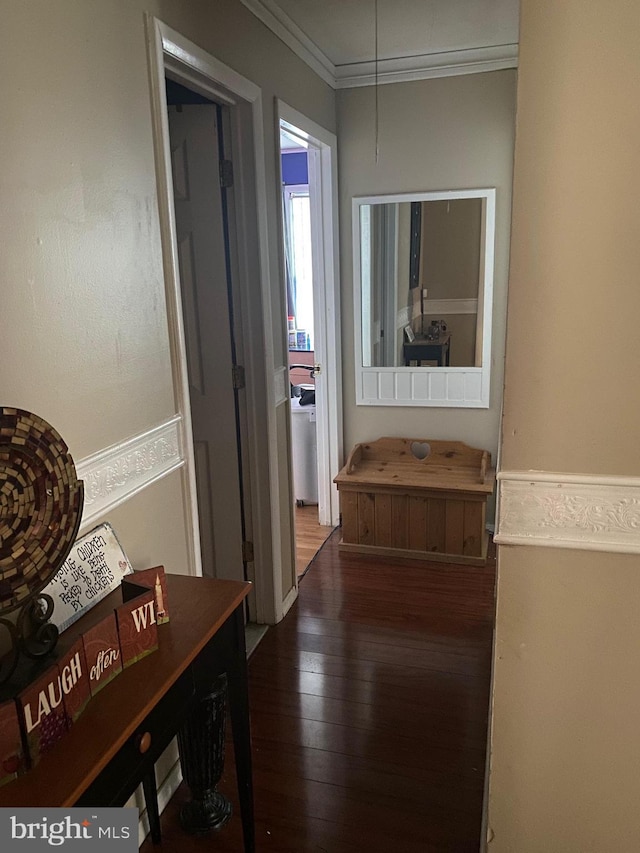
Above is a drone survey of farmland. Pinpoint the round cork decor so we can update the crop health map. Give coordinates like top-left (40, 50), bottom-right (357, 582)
top-left (0, 407), bottom-right (84, 615)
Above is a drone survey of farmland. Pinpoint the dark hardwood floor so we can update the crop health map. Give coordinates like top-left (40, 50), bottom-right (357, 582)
top-left (141, 530), bottom-right (496, 852)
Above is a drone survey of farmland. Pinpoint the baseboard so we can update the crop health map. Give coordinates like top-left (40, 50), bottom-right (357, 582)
top-left (245, 622), bottom-right (269, 657)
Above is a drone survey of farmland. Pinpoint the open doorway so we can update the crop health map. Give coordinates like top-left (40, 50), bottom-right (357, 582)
top-left (163, 79), bottom-right (249, 589)
top-left (278, 111), bottom-right (341, 577)
top-left (147, 18), bottom-right (298, 625)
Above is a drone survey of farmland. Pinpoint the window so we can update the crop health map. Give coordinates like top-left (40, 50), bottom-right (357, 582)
top-left (283, 185), bottom-right (314, 349)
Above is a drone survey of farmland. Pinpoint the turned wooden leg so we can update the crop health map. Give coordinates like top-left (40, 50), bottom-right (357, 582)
top-left (177, 673), bottom-right (232, 835)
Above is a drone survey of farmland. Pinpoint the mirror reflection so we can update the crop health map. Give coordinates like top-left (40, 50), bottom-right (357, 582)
top-left (360, 195), bottom-right (487, 369)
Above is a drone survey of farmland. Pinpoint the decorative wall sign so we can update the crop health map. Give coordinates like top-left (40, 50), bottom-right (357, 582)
top-left (0, 700), bottom-right (26, 787)
top-left (123, 565), bottom-right (169, 624)
top-left (57, 639), bottom-right (91, 724)
top-left (17, 665), bottom-right (69, 766)
top-left (42, 522), bottom-right (132, 633)
top-left (116, 589), bottom-right (158, 668)
top-left (82, 613), bottom-right (122, 698)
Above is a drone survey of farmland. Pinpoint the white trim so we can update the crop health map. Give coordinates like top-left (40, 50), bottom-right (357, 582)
top-left (424, 298), bottom-right (478, 315)
top-left (496, 471), bottom-right (640, 554)
top-left (353, 188), bottom-right (494, 408)
top-left (161, 26), bottom-right (261, 102)
top-left (146, 17), bottom-right (285, 624)
top-left (145, 17), bottom-right (204, 580)
top-left (278, 101), bottom-right (343, 528)
top-left (274, 366), bottom-right (288, 406)
top-left (239, 1), bottom-right (518, 89)
top-left (239, 0), bottom-right (335, 87)
top-left (334, 44), bottom-right (519, 89)
top-left (77, 417), bottom-right (184, 534)
top-left (281, 584), bottom-right (298, 617)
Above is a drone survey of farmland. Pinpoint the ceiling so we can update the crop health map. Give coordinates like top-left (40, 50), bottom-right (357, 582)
top-left (240, 0), bottom-right (520, 88)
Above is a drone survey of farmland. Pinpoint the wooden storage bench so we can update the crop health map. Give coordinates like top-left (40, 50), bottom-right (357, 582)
top-left (334, 437), bottom-right (495, 565)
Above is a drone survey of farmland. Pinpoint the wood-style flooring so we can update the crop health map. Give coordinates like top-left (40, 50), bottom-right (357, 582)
top-left (141, 529), bottom-right (496, 852)
top-left (294, 504), bottom-right (334, 577)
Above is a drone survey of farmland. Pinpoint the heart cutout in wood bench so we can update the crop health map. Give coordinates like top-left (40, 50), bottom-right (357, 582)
top-left (410, 441), bottom-right (431, 460)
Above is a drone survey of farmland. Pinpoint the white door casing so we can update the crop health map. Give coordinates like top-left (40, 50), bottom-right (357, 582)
top-left (146, 16), bottom-right (290, 623)
top-left (278, 101), bottom-right (343, 528)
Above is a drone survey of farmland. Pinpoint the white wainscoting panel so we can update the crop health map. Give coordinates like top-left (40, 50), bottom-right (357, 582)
top-left (77, 416), bottom-right (184, 532)
top-left (496, 471), bottom-right (640, 554)
top-left (356, 367), bottom-right (488, 407)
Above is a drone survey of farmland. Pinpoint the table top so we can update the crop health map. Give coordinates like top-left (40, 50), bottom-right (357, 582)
top-left (404, 333), bottom-right (451, 347)
top-left (0, 575), bottom-right (250, 807)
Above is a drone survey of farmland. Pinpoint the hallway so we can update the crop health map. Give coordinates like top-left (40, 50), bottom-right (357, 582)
top-left (142, 530), bottom-right (496, 852)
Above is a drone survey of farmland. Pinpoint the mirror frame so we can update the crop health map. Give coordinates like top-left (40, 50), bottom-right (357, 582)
top-left (353, 188), bottom-right (496, 407)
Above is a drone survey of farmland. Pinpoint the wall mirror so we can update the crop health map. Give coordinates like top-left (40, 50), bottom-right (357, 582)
top-left (353, 188), bottom-right (495, 407)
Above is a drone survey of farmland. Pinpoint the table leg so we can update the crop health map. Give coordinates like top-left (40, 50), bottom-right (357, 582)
top-left (227, 607), bottom-right (255, 853)
top-left (177, 674), bottom-right (232, 835)
top-left (142, 770), bottom-right (161, 845)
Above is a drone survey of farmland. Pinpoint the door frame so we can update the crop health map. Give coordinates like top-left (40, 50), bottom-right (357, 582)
top-left (145, 16), bottom-right (285, 623)
top-left (277, 101), bottom-right (343, 527)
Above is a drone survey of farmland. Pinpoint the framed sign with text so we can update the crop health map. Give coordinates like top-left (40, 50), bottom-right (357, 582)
top-left (42, 522), bottom-right (132, 633)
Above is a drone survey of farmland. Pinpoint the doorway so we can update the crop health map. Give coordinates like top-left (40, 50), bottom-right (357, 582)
top-left (164, 79), bottom-right (247, 586)
top-left (147, 19), bottom-right (342, 623)
top-left (147, 17), bottom-right (293, 624)
top-left (277, 108), bottom-right (342, 576)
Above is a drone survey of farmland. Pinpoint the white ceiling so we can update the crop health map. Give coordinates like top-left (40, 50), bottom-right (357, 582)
top-left (241, 0), bottom-right (520, 88)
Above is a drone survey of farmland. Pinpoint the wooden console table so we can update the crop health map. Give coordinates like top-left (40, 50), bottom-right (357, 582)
top-left (0, 575), bottom-right (254, 852)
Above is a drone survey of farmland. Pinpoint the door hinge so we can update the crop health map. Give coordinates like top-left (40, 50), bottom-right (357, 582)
top-left (242, 540), bottom-right (254, 563)
top-left (232, 364), bottom-right (246, 390)
top-left (219, 158), bottom-right (234, 188)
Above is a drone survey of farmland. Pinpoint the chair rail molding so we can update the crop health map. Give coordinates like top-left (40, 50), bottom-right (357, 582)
top-left (76, 415), bottom-right (184, 532)
top-left (496, 471), bottom-right (640, 554)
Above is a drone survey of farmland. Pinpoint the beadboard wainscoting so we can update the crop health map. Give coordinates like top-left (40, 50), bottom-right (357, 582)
top-left (357, 366), bottom-right (487, 407)
top-left (76, 415), bottom-right (185, 533)
top-left (496, 471), bottom-right (640, 553)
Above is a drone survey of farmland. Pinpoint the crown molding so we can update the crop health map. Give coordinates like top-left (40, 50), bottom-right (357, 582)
top-left (335, 44), bottom-right (518, 88)
top-left (241, 0), bottom-right (518, 90)
top-left (240, 0), bottom-right (336, 87)
top-left (496, 471), bottom-right (640, 554)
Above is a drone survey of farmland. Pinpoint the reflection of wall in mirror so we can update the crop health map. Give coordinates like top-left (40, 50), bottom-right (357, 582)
top-left (419, 198), bottom-right (482, 367)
